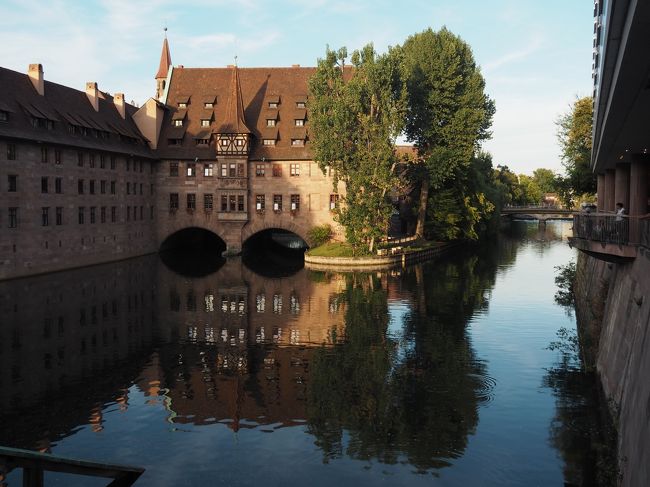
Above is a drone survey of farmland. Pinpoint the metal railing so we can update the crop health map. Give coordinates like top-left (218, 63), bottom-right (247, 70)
top-left (573, 213), bottom-right (635, 246)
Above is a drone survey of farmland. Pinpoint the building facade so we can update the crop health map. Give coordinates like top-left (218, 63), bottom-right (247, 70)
top-left (0, 39), bottom-right (343, 280)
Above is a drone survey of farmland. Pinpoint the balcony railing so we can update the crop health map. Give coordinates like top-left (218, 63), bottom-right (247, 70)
top-left (573, 214), bottom-right (650, 247)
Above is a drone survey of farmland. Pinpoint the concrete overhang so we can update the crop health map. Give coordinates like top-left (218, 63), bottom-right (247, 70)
top-left (592, 0), bottom-right (650, 173)
top-left (568, 236), bottom-right (637, 263)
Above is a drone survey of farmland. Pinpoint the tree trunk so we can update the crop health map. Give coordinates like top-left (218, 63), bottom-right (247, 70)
top-left (416, 178), bottom-right (429, 238)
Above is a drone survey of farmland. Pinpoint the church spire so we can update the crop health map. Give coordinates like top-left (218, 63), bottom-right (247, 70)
top-left (155, 29), bottom-right (172, 100)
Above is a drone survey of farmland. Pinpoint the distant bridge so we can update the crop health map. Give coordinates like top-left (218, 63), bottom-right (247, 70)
top-left (501, 206), bottom-right (574, 222)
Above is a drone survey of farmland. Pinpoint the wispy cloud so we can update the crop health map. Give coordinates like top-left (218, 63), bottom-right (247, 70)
top-left (484, 36), bottom-right (544, 73)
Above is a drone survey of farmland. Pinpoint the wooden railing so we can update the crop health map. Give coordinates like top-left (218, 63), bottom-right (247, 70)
top-left (0, 446), bottom-right (144, 487)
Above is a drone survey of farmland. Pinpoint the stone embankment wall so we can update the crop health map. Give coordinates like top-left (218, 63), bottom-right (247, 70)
top-left (574, 251), bottom-right (650, 487)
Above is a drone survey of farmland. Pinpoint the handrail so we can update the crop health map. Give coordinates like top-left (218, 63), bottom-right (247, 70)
top-left (573, 214), bottom-right (640, 246)
top-left (0, 446), bottom-right (144, 487)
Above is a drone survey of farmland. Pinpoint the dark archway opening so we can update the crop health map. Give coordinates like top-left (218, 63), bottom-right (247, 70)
top-left (242, 229), bottom-right (307, 278)
top-left (160, 227), bottom-right (226, 277)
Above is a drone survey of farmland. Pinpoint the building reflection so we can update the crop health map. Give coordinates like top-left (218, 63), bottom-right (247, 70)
top-left (0, 255), bottom-right (159, 448)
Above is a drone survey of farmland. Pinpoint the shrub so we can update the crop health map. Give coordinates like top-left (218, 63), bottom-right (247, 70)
top-left (308, 224), bottom-right (333, 247)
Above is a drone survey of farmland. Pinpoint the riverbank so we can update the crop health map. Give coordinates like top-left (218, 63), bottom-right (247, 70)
top-left (574, 250), bottom-right (650, 487)
top-left (304, 240), bottom-right (462, 271)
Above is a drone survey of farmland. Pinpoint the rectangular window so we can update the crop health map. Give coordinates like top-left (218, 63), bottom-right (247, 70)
top-left (78, 179), bottom-right (84, 194)
top-left (204, 102), bottom-right (214, 109)
top-left (126, 206), bottom-right (131, 221)
top-left (290, 163), bottom-right (300, 176)
top-left (237, 195), bottom-right (245, 212)
top-left (204, 194), bottom-right (213, 211)
top-left (291, 194), bottom-right (300, 211)
top-left (263, 139), bottom-right (276, 146)
top-left (8, 207), bottom-right (17, 228)
top-left (55, 177), bottom-right (62, 194)
top-left (170, 193), bottom-right (179, 210)
top-left (221, 195), bottom-right (228, 211)
top-left (266, 119), bottom-right (276, 127)
top-left (0, 110), bottom-right (7, 122)
top-left (187, 163), bottom-right (196, 177)
top-left (291, 139), bottom-right (305, 146)
top-left (111, 206), bottom-right (116, 222)
top-left (178, 102), bottom-right (187, 109)
top-left (256, 164), bottom-right (265, 176)
top-left (8, 175), bottom-right (17, 192)
top-left (140, 206), bottom-right (143, 220)
top-left (187, 193), bottom-right (196, 210)
top-left (296, 101), bottom-right (306, 109)
top-left (268, 102), bottom-right (278, 108)
top-left (100, 154), bottom-right (106, 169)
top-left (90, 206), bottom-right (96, 224)
top-left (229, 163), bottom-right (236, 177)
top-left (126, 159), bottom-right (131, 171)
top-left (77, 152), bottom-right (83, 167)
top-left (256, 194), bottom-right (265, 211)
top-left (330, 194), bottom-right (339, 210)
top-left (41, 146), bottom-right (48, 163)
top-left (78, 207), bottom-right (85, 224)
top-left (110, 181), bottom-right (116, 194)
top-left (150, 206), bottom-right (154, 219)
top-left (41, 177), bottom-right (48, 193)
top-left (237, 163), bottom-right (244, 177)
top-left (203, 164), bottom-right (213, 177)
top-left (56, 207), bottom-right (63, 225)
top-left (173, 119), bottom-right (183, 127)
top-left (7, 143), bottom-right (16, 160)
top-left (41, 207), bottom-right (49, 226)
top-left (110, 156), bottom-right (116, 170)
top-left (272, 164), bottom-right (282, 177)
top-left (126, 182), bottom-right (130, 195)
top-left (201, 119), bottom-right (211, 127)
top-left (139, 183), bottom-right (143, 195)
top-left (100, 180), bottom-right (106, 194)
top-left (295, 119), bottom-right (304, 127)
top-left (220, 163), bottom-right (228, 177)
top-left (170, 162), bottom-right (179, 176)
top-left (100, 206), bottom-right (106, 223)
top-left (89, 154), bottom-right (95, 168)
top-left (89, 180), bottom-right (95, 195)
top-left (229, 195), bottom-right (237, 212)
top-left (55, 149), bottom-right (62, 165)
top-left (273, 194), bottom-right (282, 211)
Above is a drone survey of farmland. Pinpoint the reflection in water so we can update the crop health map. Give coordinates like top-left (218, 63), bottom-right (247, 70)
top-left (0, 221), bottom-right (612, 485)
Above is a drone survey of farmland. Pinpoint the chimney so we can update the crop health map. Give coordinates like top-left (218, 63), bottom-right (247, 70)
top-left (292, 64), bottom-right (301, 68)
top-left (28, 63), bottom-right (44, 96)
top-left (114, 92), bottom-right (126, 119)
top-left (86, 82), bottom-right (99, 111)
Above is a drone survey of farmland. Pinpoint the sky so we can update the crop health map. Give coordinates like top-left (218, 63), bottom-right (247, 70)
top-left (0, 0), bottom-right (594, 175)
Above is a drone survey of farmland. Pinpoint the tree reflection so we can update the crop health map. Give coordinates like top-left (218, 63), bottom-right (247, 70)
top-left (307, 250), bottom-right (500, 473)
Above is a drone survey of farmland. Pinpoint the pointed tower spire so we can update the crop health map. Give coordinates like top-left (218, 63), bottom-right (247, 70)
top-left (155, 28), bottom-right (172, 100)
top-left (218, 65), bottom-right (251, 134)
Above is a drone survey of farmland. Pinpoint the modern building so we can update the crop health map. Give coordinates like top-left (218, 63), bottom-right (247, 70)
top-left (0, 37), bottom-right (344, 280)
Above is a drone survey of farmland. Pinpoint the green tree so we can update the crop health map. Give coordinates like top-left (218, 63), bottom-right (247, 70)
top-left (557, 97), bottom-right (596, 200)
top-left (309, 45), bottom-right (405, 253)
top-left (518, 174), bottom-right (543, 205)
top-left (400, 27), bottom-right (495, 238)
top-left (532, 168), bottom-right (559, 194)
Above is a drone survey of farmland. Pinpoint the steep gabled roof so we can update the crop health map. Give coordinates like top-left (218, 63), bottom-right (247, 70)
top-left (217, 66), bottom-right (251, 134)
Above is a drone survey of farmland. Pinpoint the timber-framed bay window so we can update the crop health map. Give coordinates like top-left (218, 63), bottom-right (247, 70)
top-left (220, 162), bottom-right (245, 178)
top-left (220, 193), bottom-right (246, 212)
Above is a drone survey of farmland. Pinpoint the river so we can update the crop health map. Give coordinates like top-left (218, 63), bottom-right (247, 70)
top-left (0, 221), bottom-right (615, 486)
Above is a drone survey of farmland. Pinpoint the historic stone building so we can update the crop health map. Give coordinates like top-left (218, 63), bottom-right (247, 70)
top-left (0, 37), bottom-right (343, 280)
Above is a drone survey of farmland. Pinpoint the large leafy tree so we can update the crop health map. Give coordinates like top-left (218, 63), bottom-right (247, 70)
top-left (309, 45), bottom-right (405, 253)
top-left (557, 97), bottom-right (596, 198)
top-left (400, 28), bottom-right (495, 239)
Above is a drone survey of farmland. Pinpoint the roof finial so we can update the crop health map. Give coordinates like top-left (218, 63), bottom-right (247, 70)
top-left (234, 55), bottom-right (238, 67)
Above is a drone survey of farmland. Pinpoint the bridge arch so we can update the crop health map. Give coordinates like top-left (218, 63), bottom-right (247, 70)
top-left (241, 221), bottom-right (310, 248)
top-left (159, 227), bottom-right (227, 277)
top-left (159, 226), bottom-right (227, 252)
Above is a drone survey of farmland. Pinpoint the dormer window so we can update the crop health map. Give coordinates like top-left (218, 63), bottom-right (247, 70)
top-left (296, 102), bottom-right (306, 109)
top-left (204, 102), bottom-right (214, 109)
top-left (295, 119), bottom-right (304, 127)
top-left (173, 119), bottom-right (183, 127)
top-left (268, 102), bottom-right (278, 109)
top-left (178, 102), bottom-right (187, 109)
top-left (196, 138), bottom-right (210, 145)
top-left (263, 139), bottom-right (276, 146)
top-left (266, 119), bottom-right (276, 127)
top-left (291, 139), bottom-right (305, 147)
top-left (0, 111), bottom-right (8, 122)
top-left (201, 119), bottom-right (211, 127)
top-left (168, 138), bottom-right (183, 146)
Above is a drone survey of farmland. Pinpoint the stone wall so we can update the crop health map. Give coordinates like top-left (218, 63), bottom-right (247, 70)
top-left (0, 139), bottom-right (158, 279)
top-left (575, 251), bottom-right (650, 486)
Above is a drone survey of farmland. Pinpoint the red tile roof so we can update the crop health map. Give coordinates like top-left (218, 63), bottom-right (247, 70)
top-left (158, 66), bottom-right (317, 161)
top-left (0, 66), bottom-right (154, 158)
top-left (155, 37), bottom-right (172, 80)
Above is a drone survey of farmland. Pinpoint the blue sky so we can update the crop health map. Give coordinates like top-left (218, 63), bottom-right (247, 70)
top-left (0, 0), bottom-right (593, 175)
